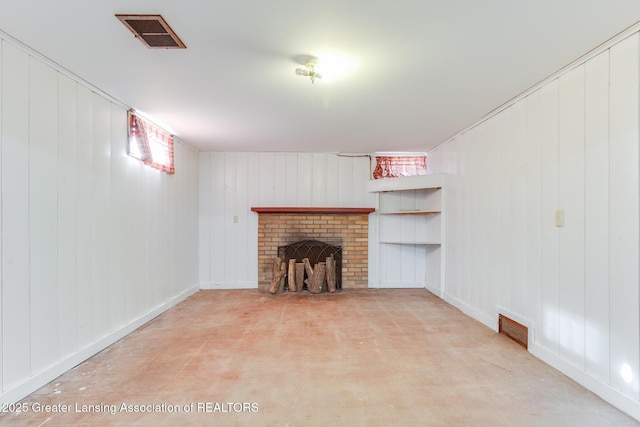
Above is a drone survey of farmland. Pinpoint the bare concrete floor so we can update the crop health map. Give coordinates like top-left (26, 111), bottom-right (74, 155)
top-left (1, 289), bottom-right (638, 426)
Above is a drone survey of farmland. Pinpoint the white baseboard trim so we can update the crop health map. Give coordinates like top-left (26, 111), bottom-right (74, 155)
top-left (425, 284), bottom-right (443, 298)
top-left (200, 282), bottom-right (258, 290)
top-left (378, 281), bottom-right (426, 289)
top-left (530, 343), bottom-right (640, 422)
top-left (442, 293), bottom-right (496, 332)
top-left (0, 284), bottom-right (198, 405)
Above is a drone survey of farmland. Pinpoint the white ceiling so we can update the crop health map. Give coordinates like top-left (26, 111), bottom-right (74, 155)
top-left (1, 1), bottom-right (640, 153)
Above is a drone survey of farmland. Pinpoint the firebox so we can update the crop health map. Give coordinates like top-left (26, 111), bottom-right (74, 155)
top-left (278, 239), bottom-right (342, 290)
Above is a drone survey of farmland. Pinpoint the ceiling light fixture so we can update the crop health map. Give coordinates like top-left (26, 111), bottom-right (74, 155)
top-left (295, 58), bottom-right (322, 84)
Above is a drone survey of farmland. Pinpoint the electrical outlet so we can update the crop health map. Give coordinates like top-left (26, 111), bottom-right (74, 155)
top-left (555, 210), bottom-right (564, 227)
top-left (233, 215), bottom-right (239, 224)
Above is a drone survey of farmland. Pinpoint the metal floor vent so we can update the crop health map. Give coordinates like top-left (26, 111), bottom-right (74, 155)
top-left (498, 314), bottom-right (528, 349)
top-left (116, 14), bottom-right (186, 49)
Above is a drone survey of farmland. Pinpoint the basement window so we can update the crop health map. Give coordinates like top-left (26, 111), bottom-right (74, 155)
top-left (372, 154), bottom-right (427, 179)
top-left (127, 110), bottom-right (175, 174)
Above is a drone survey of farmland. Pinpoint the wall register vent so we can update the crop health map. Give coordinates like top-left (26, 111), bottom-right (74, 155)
top-left (498, 314), bottom-right (528, 349)
top-left (116, 14), bottom-right (186, 49)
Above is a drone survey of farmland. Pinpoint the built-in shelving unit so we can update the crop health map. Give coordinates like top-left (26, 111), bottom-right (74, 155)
top-left (368, 174), bottom-right (445, 295)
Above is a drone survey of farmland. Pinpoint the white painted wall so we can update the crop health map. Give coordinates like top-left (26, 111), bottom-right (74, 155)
top-left (428, 32), bottom-right (640, 420)
top-left (0, 37), bottom-right (199, 403)
top-left (198, 152), bottom-right (376, 289)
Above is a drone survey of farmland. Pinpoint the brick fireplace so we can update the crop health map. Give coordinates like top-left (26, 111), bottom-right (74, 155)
top-left (251, 207), bottom-right (375, 290)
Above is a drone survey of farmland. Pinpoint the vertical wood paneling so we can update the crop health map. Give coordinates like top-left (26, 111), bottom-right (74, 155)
top-left (297, 153), bottom-right (313, 205)
top-left (285, 154), bottom-right (298, 205)
top-left (381, 244), bottom-right (401, 284)
top-left (247, 153), bottom-right (260, 284)
top-left (142, 166), bottom-right (158, 305)
top-left (525, 88), bottom-right (544, 346)
top-left (0, 41), bottom-right (3, 391)
top-left (609, 33), bottom-right (640, 398)
top-left (198, 153), bottom-right (211, 286)
top-left (424, 245), bottom-right (440, 292)
top-left (584, 50), bottom-right (610, 382)
top-left (183, 144), bottom-right (199, 286)
top-left (312, 153), bottom-right (327, 206)
top-left (325, 154), bottom-right (339, 206)
top-left (400, 245), bottom-right (418, 283)
top-left (183, 145), bottom-right (200, 287)
top-left (1, 42), bottom-right (30, 388)
top-left (510, 102), bottom-right (528, 316)
top-left (444, 143), bottom-right (462, 299)
top-left (0, 37), bottom-right (199, 399)
top-left (273, 154), bottom-right (286, 205)
top-left (351, 156), bottom-right (367, 206)
top-left (91, 95), bottom-right (111, 337)
top-left (190, 149), bottom-right (200, 283)
top-left (174, 145), bottom-right (187, 291)
top-left (159, 170), bottom-right (168, 300)
top-left (139, 166), bottom-right (152, 305)
top-left (155, 172), bottom-right (167, 300)
top-left (109, 103), bottom-right (128, 329)
top-left (539, 80), bottom-right (560, 353)
top-left (498, 109), bottom-right (515, 311)
top-left (235, 153), bottom-right (249, 284)
top-left (483, 117), bottom-right (501, 313)
top-left (259, 153), bottom-right (275, 205)
top-left (159, 172), bottom-right (168, 299)
top-left (75, 84), bottom-right (93, 347)
top-left (459, 132), bottom-right (472, 303)
top-left (558, 65), bottom-right (586, 367)
top-left (414, 245), bottom-right (426, 285)
top-left (427, 28), bottom-right (640, 418)
top-left (210, 152), bottom-right (226, 285)
top-left (165, 164), bottom-right (177, 297)
top-left (337, 156), bottom-right (353, 206)
top-left (57, 73), bottom-right (78, 359)
top-left (165, 170), bottom-right (174, 298)
top-left (29, 58), bottom-right (59, 373)
top-left (223, 153), bottom-right (237, 286)
top-left (462, 130), bottom-right (476, 306)
top-left (126, 154), bottom-right (144, 320)
top-left (473, 125), bottom-right (490, 313)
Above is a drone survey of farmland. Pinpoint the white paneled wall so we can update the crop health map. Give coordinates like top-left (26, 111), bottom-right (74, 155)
top-left (0, 38), bottom-right (199, 403)
top-left (428, 32), bottom-right (640, 419)
top-left (608, 33), bottom-right (640, 401)
top-left (199, 152), bottom-right (375, 289)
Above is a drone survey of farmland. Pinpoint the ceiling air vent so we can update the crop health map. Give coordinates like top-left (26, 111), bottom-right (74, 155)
top-left (116, 14), bottom-right (186, 49)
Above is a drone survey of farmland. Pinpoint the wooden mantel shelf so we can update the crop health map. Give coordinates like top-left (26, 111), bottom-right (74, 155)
top-left (251, 207), bottom-right (375, 214)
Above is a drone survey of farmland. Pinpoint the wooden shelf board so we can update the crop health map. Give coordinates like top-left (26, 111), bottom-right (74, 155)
top-left (380, 210), bottom-right (441, 215)
top-left (380, 241), bottom-right (441, 245)
top-left (367, 174), bottom-right (445, 192)
top-left (251, 207), bottom-right (375, 214)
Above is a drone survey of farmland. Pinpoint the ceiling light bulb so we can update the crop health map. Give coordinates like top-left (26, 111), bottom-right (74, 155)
top-left (295, 57), bottom-right (322, 84)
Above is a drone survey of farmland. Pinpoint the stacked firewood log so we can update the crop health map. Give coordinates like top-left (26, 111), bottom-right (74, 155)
top-left (269, 254), bottom-right (337, 294)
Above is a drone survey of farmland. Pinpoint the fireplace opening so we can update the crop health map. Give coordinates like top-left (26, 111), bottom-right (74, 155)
top-left (278, 239), bottom-right (342, 290)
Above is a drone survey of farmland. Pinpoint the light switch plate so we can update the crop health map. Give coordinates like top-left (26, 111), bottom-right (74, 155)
top-left (555, 210), bottom-right (564, 227)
